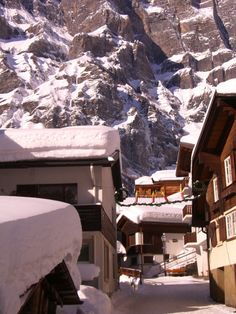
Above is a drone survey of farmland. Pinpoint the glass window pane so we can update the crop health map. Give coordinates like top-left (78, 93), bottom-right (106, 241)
top-left (39, 185), bottom-right (64, 201)
top-left (78, 244), bottom-right (90, 262)
top-left (65, 185), bottom-right (77, 204)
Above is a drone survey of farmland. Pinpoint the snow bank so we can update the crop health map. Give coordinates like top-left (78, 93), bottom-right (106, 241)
top-left (57, 285), bottom-right (112, 314)
top-left (78, 263), bottom-right (100, 281)
top-left (78, 285), bottom-right (112, 314)
top-left (0, 196), bottom-right (82, 314)
top-left (0, 126), bottom-right (120, 162)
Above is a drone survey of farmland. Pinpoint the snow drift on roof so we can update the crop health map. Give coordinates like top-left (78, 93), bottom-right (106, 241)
top-left (135, 176), bottom-right (153, 185)
top-left (0, 126), bottom-right (120, 162)
top-left (117, 194), bottom-right (190, 224)
top-left (0, 196), bottom-right (82, 314)
top-left (216, 78), bottom-right (236, 95)
top-left (180, 123), bottom-right (202, 146)
top-left (152, 169), bottom-right (184, 182)
top-left (135, 169), bottom-right (184, 186)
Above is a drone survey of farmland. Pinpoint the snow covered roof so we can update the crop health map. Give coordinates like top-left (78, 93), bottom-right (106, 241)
top-left (135, 176), bottom-right (153, 185)
top-left (152, 169), bottom-right (184, 182)
top-left (135, 169), bottom-right (184, 186)
top-left (216, 78), bottom-right (236, 95)
top-left (180, 123), bottom-right (202, 147)
top-left (192, 78), bottom-right (236, 163)
top-left (0, 126), bottom-right (120, 162)
top-left (0, 196), bottom-right (82, 314)
top-left (117, 193), bottom-right (190, 224)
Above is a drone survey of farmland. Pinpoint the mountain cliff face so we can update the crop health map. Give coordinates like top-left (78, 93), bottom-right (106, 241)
top-left (0, 0), bottom-right (236, 191)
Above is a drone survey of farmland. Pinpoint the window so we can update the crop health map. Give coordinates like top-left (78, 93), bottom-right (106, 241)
top-left (144, 256), bottom-right (153, 264)
top-left (213, 177), bottom-right (219, 202)
top-left (226, 211), bottom-right (236, 239)
top-left (17, 183), bottom-right (78, 204)
top-left (224, 156), bottom-right (233, 187)
top-left (131, 256), bottom-right (138, 266)
top-left (78, 239), bottom-right (94, 263)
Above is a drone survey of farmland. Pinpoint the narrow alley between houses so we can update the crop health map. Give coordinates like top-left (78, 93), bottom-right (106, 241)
top-left (111, 276), bottom-right (235, 314)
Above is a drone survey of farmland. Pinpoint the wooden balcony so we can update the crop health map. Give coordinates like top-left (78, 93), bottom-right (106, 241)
top-left (184, 232), bottom-right (197, 247)
top-left (221, 182), bottom-right (236, 199)
top-left (75, 204), bottom-right (116, 248)
top-left (182, 205), bottom-right (192, 224)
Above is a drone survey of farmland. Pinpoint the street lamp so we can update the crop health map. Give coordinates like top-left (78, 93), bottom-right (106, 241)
top-left (161, 233), bottom-right (167, 276)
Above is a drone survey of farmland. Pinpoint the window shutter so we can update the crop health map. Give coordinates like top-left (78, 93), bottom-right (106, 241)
top-left (231, 151), bottom-right (236, 182)
top-left (224, 156), bottom-right (233, 186)
top-left (209, 221), bottom-right (217, 248)
top-left (218, 216), bottom-right (227, 242)
top-left (213, 177), bottom-right (219, 202)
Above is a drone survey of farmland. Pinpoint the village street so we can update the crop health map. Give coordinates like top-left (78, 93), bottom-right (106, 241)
top-left (111, 276), bottom-right (236, 314)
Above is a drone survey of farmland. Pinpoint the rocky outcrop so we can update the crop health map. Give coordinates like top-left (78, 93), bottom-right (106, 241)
top-left (0, 16), bottom-right (21, 39)
top-left (1, 0), bottom-right (236, 191)
top-left (69, 31), bottom-right (116, 58)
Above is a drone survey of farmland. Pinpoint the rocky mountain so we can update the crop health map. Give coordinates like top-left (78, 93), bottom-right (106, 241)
top-left (0, 0), bottom-right (236, 192)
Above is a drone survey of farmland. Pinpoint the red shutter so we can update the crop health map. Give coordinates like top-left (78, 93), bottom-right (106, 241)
top-left (218, 216), bottom-right (227, 242)
top-left (209, 221), bottom-right (217, 248)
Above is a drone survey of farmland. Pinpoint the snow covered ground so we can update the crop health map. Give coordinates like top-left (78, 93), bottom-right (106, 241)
top-left (111, 276), bottom-right (236, 314)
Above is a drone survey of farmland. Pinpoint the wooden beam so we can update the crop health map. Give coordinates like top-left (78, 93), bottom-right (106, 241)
top-left (218, 98), bottom-right (236, 117)
top-left (198, 152), bottom-right (221, 173)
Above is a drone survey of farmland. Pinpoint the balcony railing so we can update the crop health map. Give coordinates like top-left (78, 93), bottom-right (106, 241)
top-left (184, 232), bottom-right (197, 246)
top-left (75, 204), bottom-right (116, 248)
top-left (183, 205), bottom-right (192, 217)
top-left (182, 205), bottom-right (192, 224)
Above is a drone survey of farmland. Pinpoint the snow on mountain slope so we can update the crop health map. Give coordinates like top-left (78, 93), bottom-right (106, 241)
top-left (0, 0), bottom-right (236, 191)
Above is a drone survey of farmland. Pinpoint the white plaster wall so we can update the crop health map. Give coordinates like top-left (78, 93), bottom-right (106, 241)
top-left (101, 167), bottom-right (116, 223)
top-left (153, 254), bottom-right (163, 263)
top-left (210, 206), bottom-right (236, 270)
top-left (165, 233), bottom-right (185, 257)
top-left (210, 238), bottom-right (236, 270)
top-left (196, 246), bottom-right (208, 277)
top-left (90, 232), bottom-right (116, 294)
top-left (196, 228), bottom-right (207, 245)
top-left (0, 166), bottom-right (97, 203)
top-left (0, 165), bottom-right (115, 220)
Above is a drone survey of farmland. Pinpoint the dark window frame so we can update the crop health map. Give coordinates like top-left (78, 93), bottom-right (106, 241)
top-left (17, 183), bottom-right (78, 204)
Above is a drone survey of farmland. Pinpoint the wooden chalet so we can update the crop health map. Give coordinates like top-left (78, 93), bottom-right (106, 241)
top-left (191, 81), bottom-right (236, 307)
top-left (135, 170), bottom-right (188, 200)
top-left (118, 213), bottom-right (190, 267)
top-left (117, 170), bottom-right (191, 275)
